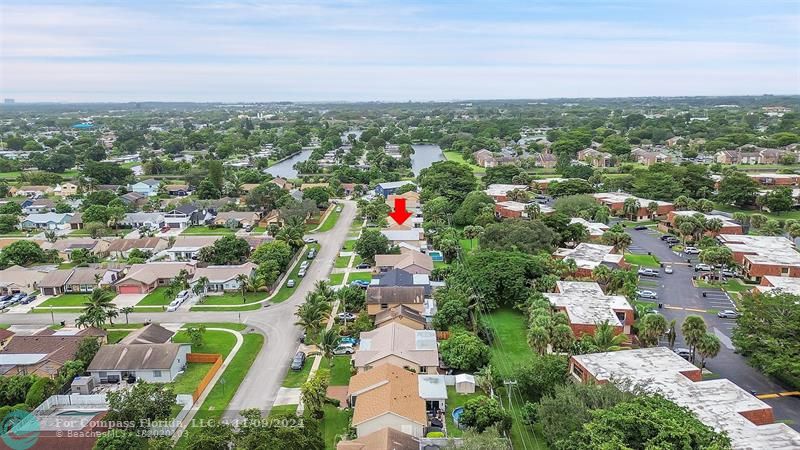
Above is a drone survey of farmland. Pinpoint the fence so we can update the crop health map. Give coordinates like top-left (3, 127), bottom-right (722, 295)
top-left (32, 394), bottom-right (108, 415)
top-left (187, 353), bottom-right (224, 403)
top-left (436, 330), bottom-right (450, 340)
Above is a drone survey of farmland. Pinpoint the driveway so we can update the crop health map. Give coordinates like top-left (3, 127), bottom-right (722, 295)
top-left (626, 227), bottom-right (800, 429)
top-left (0, 201), bottom-right (357, 421)
top-left (112, 293), bottom-right (148, 308)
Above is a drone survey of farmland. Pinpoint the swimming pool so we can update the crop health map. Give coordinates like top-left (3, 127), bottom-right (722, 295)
top-left (429, 251), bottom-right (443, 261)
top-left (56, 410), bottom-right (103, 416)
top-left (452, 406), bottom-right (464, 425)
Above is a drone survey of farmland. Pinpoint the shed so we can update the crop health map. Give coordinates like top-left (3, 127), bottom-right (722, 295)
top-left (71, 376), bottom-right (95, 395)
top-left (455, 373), bottom-right (475, 394)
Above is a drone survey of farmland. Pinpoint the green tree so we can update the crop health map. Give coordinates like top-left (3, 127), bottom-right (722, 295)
top-left (580, 321), bottom-right (627, 353)
top-left (439, 331), bottom-right (490, 372)
top-left (93, 429), bottom-right (145, 450)
top-left (354, 229), bottom-right (390, 263)
top-left (459, 395), bottom-right (512, 433)
top-left (696, 333), bottom-right (722, 368)
top-left (0, 240), bottom-right (46, 266)
top-left (76, 288), bottom-right (118, 329)
top-left (105, 382), bottom-right (176, 432)
top-left (418, 160), bottom-right (478, 204)
top-left (301, 371), bottom-right (329, 419)
top-left (638, 313), bottom-right (668, 347)
top-left (187, 325), bottom-right (206, 348)
top-left (453, 191), bottom-right (495, 226)
top-left (717, 171), bottom-right (760, 207)
top-left (622, 198), bottom-right (641, 220)
top-left (479, 219), bottom-right (556, 254)
top-left (681, 315), bottom-right (707, 364)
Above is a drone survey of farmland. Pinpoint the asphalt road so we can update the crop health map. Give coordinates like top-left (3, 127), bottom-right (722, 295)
top-left (626, 225), bottom-right (800, 429)
top-left (1, 200), bottom-right (358, 421)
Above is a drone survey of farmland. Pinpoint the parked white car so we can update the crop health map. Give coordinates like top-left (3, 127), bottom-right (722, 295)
top-left (685, 247), bottom-right (701, 254)
top-left (167, 297), bottom-right (184, 312)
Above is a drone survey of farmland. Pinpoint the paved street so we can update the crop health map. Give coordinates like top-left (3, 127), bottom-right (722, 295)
top-left (626, 226), bottom-right (800, 428)
top-left (1, 200), bottom-right (358, 421)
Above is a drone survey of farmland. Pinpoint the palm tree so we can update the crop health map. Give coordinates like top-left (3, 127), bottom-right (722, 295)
top-left (192, 276), bottom-right (209, 300)
top-left (120, 306), bottom-right (134, 325)
top-left (78, 288), bottom-right (118, 328)
top-left (314, 281), bottom-right (335, 303)
top-left (673, 196), bottom-right (691, 211)
top-left (527, 326), bottom-right (549, 356)
top-left (667, 319), bottom-right (677, 349)
top-left (314, 329), bottom-right (339, 366)
top-left (43, 230), bottom-right (59, 243)
top-left (276, 226), bottom-right (304, 250)
top-left (550, 323), bottom-right (575, 354)
top-left (681, 315), bottom-right (707, 363)
top-left (235, 274), bottom-right (250, 303)
top-left (581, 321), bottom-right (628, 353)
top-left (294, 301), bottom-right (329, 338)
top-left (601, 231), bottom-right (632, 253)
top-left (524, 203), bottom-right (541, 220)
top-left (696, 333), bottom-right (721, 368)
top-left (638, 313), bottom-right (668, 347)
top-left (646, 201), bottom-right (659, 219)
top-left (592, 265), bottom-right (613, 286)
top-left (705, 218), bottom-right (723, 236)
top-left (622, 198), bottom-right (641, 220)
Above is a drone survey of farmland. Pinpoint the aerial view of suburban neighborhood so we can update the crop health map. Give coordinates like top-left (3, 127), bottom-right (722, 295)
top-left (0, 1), bottom-right (799, 450)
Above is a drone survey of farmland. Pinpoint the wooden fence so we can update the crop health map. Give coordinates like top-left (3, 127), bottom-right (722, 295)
top-left (187, 353), bottom-right (224, 403)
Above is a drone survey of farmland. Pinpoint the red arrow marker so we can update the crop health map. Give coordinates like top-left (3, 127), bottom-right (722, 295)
top-left (388, 197), bottom-right (412, 225)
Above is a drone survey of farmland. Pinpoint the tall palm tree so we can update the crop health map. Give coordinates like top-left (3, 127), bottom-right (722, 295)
top-left (295, 301), bottom-right (329, 338)
top-left (235, 274), bottom-right (250, 303)
top-left (314, 329), bottom-right (339, 366)
top-left (78, 288), bottom-right (118, 328)
top-left (681, 315), bottom-right (707, 363)
top-left (622, 198), bottom-right (641, 220)
top-left (638, 313), bottom-right (668, 347)
top-left (705, 218), bottom-right (723, 236)
top-left (314, 280), bottom-right (335, 303)
top-left (120, 306), bottom-right (134, 325)
top-left (581, 321), bottom-right (627, 353)
top-left (696, 333), bottom-right (721, 368)
top-left (527, 326), bottom-right (549, 356)
top-left (550, 323), bottom-right (575, 354)
top-left (276, 226), bottom-right (304, 250)
top-left (192, 276), bottom-right (209, 299)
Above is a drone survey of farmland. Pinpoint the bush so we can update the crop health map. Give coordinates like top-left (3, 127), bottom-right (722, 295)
top-left (459, 396), bottom-right (512, 433)
top-left (25, 377), bottom-right (55, 408)
top-left (439, 331), bottom-right (490, 372)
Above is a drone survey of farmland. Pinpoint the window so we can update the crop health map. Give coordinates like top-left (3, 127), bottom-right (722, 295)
top-left (153, 370), bottom-right (162, 377)
top-left (380, 303), bottom-right (388, 309)
top-left (781, 267), bottom-right (790, 275)
top-left (615, 312), bottom-right (626, 323)
top-left (572, 364), bottom-right (584, 379)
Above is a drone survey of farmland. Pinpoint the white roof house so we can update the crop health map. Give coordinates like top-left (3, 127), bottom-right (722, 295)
top-left (553, 243), bottom-right (624, 271)
top-left (717, 234), bottom-right (800, 270)
top-left (544, 281), bottom-right (633, 328)
top-left (755, 276), bottom-right (800, 295)
top-left (571, 347), bottom-right (800, 450)
top-left (484, 184), bottom-right (528, 198)
top-left (569, 218), bottom-right (610, 237)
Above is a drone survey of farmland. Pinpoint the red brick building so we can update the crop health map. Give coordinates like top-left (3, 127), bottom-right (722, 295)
top-left (544, 281), bottom-right (634, 339)
top-left (593, 192), bottom-right (674, 221)
top-left (717, 234), bottom-right (800, 282)
top-left (660, 211), bottom-right (743, 236)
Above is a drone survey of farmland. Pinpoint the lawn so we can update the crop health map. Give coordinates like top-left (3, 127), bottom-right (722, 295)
top-left (443, 151), bottom-right (485, 174)
top-left (282, 356), bottom-right (316, 388)
top-left (329, 273), bottom-right (345, 286)
top-left (353, 255), bottom-right (363, 266)
top-left (69, 228), bottom-right (121, 237)
top-left (317, 207), bottom-right (342, 232)
top-left (695, 278), bottom-right (751, 294)
top-left (173, 328), bottom-right (238, 358)
top-left (625, 253), bottom-right (660, 268)
top-left (181, 226), bottom-right (235, 235)
top-left (342, 240), bottom-right (356, 251)
top-left (171, 363), bottom-right (213, 394)
top-left (0, 231), bottom-right (28, 236)
top-left (714, 203), bottom-right (800, 221)
top-left (268, 404), bottom-right (298, 417)
top-left (38, 293), bottom-right (90, 307)
top-left (319, 356), bottom-right (352, 386)
top-left (136, 287), bottom-right (174, 306)
top-left (346, 272), bottom-right (372, 283)
top-left (459, 238), bottom-right (478, 253)
top-left (177, 333), bottom-right (264, 446)
top-left (197, 291), bottom-right (266, 306)
top-left (317, 405), bottom-right (351, 449)
top-left (334, 255), bottom-right (351, 269)
top-left (482, 308), bottom-right (533, 377)
top-left (444, 386), bottom-right (484, 437)
top-left (106, 330), bottom-right (132, 344)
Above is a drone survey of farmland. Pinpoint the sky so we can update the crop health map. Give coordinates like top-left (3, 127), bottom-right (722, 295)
top-left (1, 0), bottom-right (799, 102)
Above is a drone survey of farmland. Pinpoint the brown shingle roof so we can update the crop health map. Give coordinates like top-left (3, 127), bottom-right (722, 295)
top-left (374, 305), bottom-right (427, 328)
top-left (87, 343), bottom-right (188, 371)
top-left (353, 323), bottom-right (439, 369)
top-left (106, 238), bottom-right (164, 253)
top-left (119, 324), bottom-right (174, 345)
top-left (39, 269), bottom-right (74, 288)
top-left (366, 286), bottom-right (425, 305)
top-left (336, 427), bottom-right (419, 450)
top-left (348, 364), bottom-right (427, 427)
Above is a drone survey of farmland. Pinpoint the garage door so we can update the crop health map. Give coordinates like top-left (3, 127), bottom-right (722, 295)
top-left (118, 285), bottom-right (142, 294)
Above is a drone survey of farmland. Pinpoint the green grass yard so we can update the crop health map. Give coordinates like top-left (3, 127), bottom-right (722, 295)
top-left (38, 293), bottom-right (90, 307)
top-left (346, 272), bottom-right (372, 283)
top-left (443, 151), bottom-right (485, 174)
top-left (197, 291), bottom-right (266, 306)
top-left (482, 308), bottom-right (533, 377)
top-left (444, 386), bottom-right (484, 437)
top-left (281, 356), bottom-right (317, 388)
top-left (329, 273), bottom-right (345, 286)
top-left (136, 287), bottom-right (174, 306)
top-left (171, 363), bottom-right (213, 394)
top-left (317, 405), bottom-right (351, 449)
top-left (268, 404), bottom-right (298, 417)
top-left (173, 328), bottom-right (238, 358)
top-left (106, 330), bottom-right (132, 344)
top-left (334, 255), bottom-right (351, 268)
top-left (319, 356), bottom-right (352, 386)
top-left (181, 226), bottom-right (235, 235)
top-left (625, 253), bottom-right (661, 268)
top-left (317, 207), bottom-right (342, 232)
top-left (342, 240), bottom-right (356, 251)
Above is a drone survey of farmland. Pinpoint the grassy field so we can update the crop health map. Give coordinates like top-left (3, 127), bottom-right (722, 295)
top-left (173, 328), bottom-right (238, 357)
top-left (696, 278), bottom-right (752, 294)
top-left (171, 363), bottom-right (213, 394)
top-left (329, 273), bottom-right (345, 286)
top-left (459, 238), bottom-right (478, 253)
top-left (625, 253), bottom-right (660, 268)
top-left (38, 293), bottom-right (89, 307)
top-left (281, 356), bottom-right (316, 388)
top-left (319, 356), bottom-right (352, 386)
top-left (198, 291), bottom-right (266, 306)
top-left (181, 226), bottom-right (235, 235)
top-left (346, 272), bottom-right (371, 283)
top-left (443, 151), bottom-right (485, 174)
top-left (317, 207), bottom-right (342, 232)
top-left (0, 231), bottom-right (28, 237)
top-left (482, 308), bottom-right (533, 377)
top-left (334, 255), bottom-right (350, 268)
top-left (318, 405), bottom-right (351, 449)
top-left (268, 404), bottom-right (298, 417)
top-left (136, 287), bottom-right (174, 306)
top-left (342, 240), bottom-right (356, 251)
top-left (106, 330), bottom-right (132, 344)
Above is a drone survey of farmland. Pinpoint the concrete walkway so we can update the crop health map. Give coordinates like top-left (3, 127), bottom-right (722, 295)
top-left (172, 327), bottom-right (244, 441)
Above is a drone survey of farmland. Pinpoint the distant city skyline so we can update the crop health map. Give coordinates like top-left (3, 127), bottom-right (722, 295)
top-left (1, 0), bottom-right (799, 102)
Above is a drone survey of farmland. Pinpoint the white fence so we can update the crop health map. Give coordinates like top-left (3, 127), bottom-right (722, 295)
top-left (32, 394), bottom-right (108, 415)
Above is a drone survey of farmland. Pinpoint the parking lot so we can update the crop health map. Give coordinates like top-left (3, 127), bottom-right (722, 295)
top-left (625, 225), bottom-right (800, 429)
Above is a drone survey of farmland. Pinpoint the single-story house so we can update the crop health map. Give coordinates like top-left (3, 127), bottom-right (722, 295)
top-left (353, 323), bottom-right (439, 374)
top-left (213, 211), bottom-right (261, 228)
top-left (106, 237), bottom-right (169, 259)
top-left (366, 285), bottom-right (426, 316)
top-left (0, 327), bottom-right (106, 378)
top-left (336, 428), bottom-right (419, 450)
top-left (190, 262), bottom-right (257, 294)
top-left (118, 323), bottom-right (174, 345)
top-left (119, 192), bottom-right (147, 207)
top-left (373, 249), bottom-right (433, 275)
top-left (165, 184), bottom-right (191, 197)
top-left (347, 364), bottom-right (427, 438)
top-left (53, 182), bottom-right (79, 197)
top-left (23, 198), bottom-right (56, 215)
top-left (0, 265), bottom-right (48, 295)
top-left (380, 229), bottom-right (425, 249)
top-left (166, 236), bottom-right (222, 261)
top-left (11, 185), bottom-right (53, 197)
top-left (375, 181), bottom-right (415, 197)
top-left (87, 342), bottom-right (191, 383)
top-left (39, 267), bottom-right (120, 296)
top-left (69, 212), bottom-right (84, 230)
top-left (374, 305), bottom-right (427, 330)
top-left (20, 213), bottom-right (73, 230)
top-left (40, 237), bottom-right (110, 260)
top-left (121, 212), bottom-right (165, 230)
top-left (114, 262), bottom-right (195, 294)
top-left (129, 179), bottom-right (161, 197)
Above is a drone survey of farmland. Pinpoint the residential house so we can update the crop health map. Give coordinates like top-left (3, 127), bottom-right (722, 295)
top-left (569, 218), bottom-right (610, 240)
top-left (87, 342), bottom-right (191, 383)
top-left (374, 249), bottom-right (433, 275)
top-left (129, 179), bottom-right (161, 197)
top-left (106, 238), bottom-right (168, 259)
top-left (532, 177), bottom-right (569, 193)
top-left (166, 236), bottom-right (222, 261)
top-left (717, 234), bottom-right (800, 282)
top-left (577, 148), bottom-right (614, 168)
top-left (353, 323), bottom-right (439, 374)
top-left (162, 209), bottom-right (195, 229)
top-left (0, 327), bottom-right (106, 378)
top-left (484, 184), bottom-right (529, 202)
top-left (366, 285), bottom-right (426, 316)
top-left (380, 229), bottom-right (425, 249)
top-left (0, 265), bottom-right (48, 295)
top-left (11, 185), bottom-right (53, 197)
top-left (374, 305), bottom-right (427, 330)
top-left (569, 347), bottom-right (800, 449)
top-left (660, 211), bottom-right (743, 236)
top-left (747, 173), bottom-right (800, 186)
top-left (114, 262), bottom-right (195, 294)
top-left (270, 177), bottom-right (293, 190)
top-left (630, 148), bottom-right (672, 165)
top-left (213, 211), bottom-right (261, 228)
top-left (118, 323), bottom-right (174, 345)
top-left (544, 281), bottom-right (634, 339)
top-left (190, 263), bottom-right (257, 294)
top-left (23, 198), bottom-right (55, 215)
top-left (20, 212), bottom-right (72, 230)
top-left (553, 243), bottom-right (627, 277)
top-left (756, 276), bottom-right (800, 296)
top-left (495, 201), bottom-right (554, 219)
top-left (53, 182), bottom-right (79, 197)
top-left (534, 152), bottom-right (558, 168)
top-left (164, 184), bottom-right (191, 197)
top-left (119, 192), bottom-right (147, 208)
top-left (375, 181), bottom-right (415, 197)
top-left (121, 212), bottom-right (165, 230)
top-left (593, 192), bottom-right (675, 220)
top-left (347, 364), bottom-right (428, 438)
top-left (665, 136), bottom-right (683, 147)
top-left (40, 237), bottom-right (110, 260)
top-left (39, 267), bottom-right (120, 296)
top-left (758, 148), bottom-right (789, 165)
top-left (336, 427), bottom-right (419, 450)
top-left (371, 269), bottom-right (435, 296)
top-left (385, 191), bottom-right (422, 226)
top-left (69, 212), bottom-right (84, 230)
top-left (473, 149), bottom-right (497, 168)
top-left (715, 150), bottom-right (760, 165)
